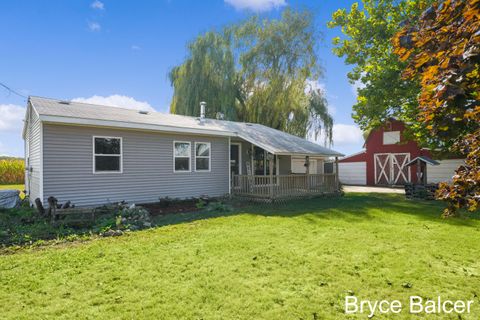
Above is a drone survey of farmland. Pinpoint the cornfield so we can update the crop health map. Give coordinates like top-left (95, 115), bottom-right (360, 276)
top-left (0, 159), bottom-right (25, 184)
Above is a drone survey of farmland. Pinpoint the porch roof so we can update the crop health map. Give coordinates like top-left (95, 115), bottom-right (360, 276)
top-left (230, 122), bottom-right (344, 157)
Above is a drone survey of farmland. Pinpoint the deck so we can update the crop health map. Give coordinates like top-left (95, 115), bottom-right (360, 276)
top-left (231, 174), bottom-right (339, 201)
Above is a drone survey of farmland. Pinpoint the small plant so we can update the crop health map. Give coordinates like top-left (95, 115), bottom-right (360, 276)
top-left (196, 199), bottom-right (206, 209)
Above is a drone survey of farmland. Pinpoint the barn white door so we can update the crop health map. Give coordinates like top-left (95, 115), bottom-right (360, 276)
top-left (374, 153), bottom-right (410, 185)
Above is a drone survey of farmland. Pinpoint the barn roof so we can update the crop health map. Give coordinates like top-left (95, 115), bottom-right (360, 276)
top-left (28, 96), bottom-right (343, 157)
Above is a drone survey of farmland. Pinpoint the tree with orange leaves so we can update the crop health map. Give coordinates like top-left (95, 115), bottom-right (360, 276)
top-left (393, 0), bottom-right (479, 216)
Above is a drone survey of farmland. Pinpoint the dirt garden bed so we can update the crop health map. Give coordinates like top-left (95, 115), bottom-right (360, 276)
top-left (141, 200), bottom-right (200, 216)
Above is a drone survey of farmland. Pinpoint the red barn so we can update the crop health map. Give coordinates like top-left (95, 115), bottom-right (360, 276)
top-left (338, 119), bottom-right (464, 186)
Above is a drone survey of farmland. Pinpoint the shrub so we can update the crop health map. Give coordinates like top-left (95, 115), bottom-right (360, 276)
top-left (204, 201), bottom-right (232, 213)
top-left (0, 159), bottom-right (25, 184)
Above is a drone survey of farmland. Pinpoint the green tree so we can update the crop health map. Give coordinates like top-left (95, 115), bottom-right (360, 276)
top-left (328, 0), bottom-right (433, 144)
top-left (169, 9), bottom-right (333, 143)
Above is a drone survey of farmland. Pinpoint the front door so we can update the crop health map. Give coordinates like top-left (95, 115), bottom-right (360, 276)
top-left (230, 143), bottom-right (241, 176)
top-left (374, 153), bottom-right (410, 185)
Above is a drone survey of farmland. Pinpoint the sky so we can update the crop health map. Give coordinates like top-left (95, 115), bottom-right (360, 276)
top-left (0, 0), bottom-right (363, 158)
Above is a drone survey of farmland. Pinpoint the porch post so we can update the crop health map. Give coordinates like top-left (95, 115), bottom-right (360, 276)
top-left (305, 156), bottom-right (310, 193)
top-left (335, 156), bottom-right (339, 191)
top-left (269, 153), bottom-right (274, 201)
top-left (228, 137), bottom-right (231, 196)
top-left (423, 162), bottom-right (428, 185)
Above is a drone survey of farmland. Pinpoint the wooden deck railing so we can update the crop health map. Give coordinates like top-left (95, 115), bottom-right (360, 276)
top-left (232, 174), bottom-right (338, 200)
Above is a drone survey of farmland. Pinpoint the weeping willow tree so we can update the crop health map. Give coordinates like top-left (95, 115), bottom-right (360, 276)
top-left (169, 9), bottom-right (333, 144)
top-left (169, 31), bottom-right (238, 120)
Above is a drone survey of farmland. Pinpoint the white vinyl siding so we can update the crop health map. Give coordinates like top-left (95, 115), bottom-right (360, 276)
top-left (42, 125), bottom-right (229, 207)
top-left (291, 157), bottom-right (317, 174)
top-left (339, 162), bottom-right (367, 185)
top-left (25, 104), bottom-right (42, 203)
top-left (427, 159), bottom-right (465, 183)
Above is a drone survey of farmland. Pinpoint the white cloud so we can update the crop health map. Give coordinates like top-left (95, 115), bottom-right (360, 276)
top-left (225, 0), bottom-right (286, 12)
top-left (131, 45), bottom-right (141, 51)
top-left (351, 72), bottom-right (366, 97)
top-left (88, 21), bottom-right (101, 32)
top-left (0, 104), bottom-right (25, 132)
top-left (72, 95), bottom-right (155, 112)
top-left (305, 80), bottom-right (335, 115)
top-left (0, 141), bottom-right (9, 157)
top-left (332, 123), bottom-right (363, 146)
top-left (91, 0), bottom-right (104, 10)
top-left (351, 79), bottom-right (365, 97)
top-left (305, 79), bottom-right (325, 94)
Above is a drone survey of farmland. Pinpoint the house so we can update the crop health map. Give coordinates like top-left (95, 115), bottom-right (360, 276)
top-left (338, 119), bottom-right (464, 186)
top-left (23, 96), bottom-right (343, 207)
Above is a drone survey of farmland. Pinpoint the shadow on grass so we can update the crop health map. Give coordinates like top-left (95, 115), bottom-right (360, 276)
top-left (152, 193), bottom-right (480, 230)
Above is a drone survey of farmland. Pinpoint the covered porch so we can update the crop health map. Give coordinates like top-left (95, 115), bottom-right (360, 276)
top-left (229, 138), bottom-right (341, 201)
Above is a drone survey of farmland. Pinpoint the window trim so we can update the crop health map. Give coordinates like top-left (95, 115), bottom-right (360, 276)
top-left (194, 142), bottom-right (211, 172)
top-left (92, 136), bottom-right (123, 174)
top-left (173, 140), bottom-right (191, 173)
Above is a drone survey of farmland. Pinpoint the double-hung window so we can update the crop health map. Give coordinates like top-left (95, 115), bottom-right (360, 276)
top-left (195, 142), bottom-right (211, 172)
top-left (174, 141), bottom-right (191, 172)
top-left (93, 136), bottom-right (122, 173)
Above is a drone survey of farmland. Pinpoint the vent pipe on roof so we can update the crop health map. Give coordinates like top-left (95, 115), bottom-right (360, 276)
top-left (200, 101), bottom-right (206, 122)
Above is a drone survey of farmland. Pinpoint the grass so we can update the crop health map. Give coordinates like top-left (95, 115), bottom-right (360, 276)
top-left (0, 193), bottom-right (479, 319)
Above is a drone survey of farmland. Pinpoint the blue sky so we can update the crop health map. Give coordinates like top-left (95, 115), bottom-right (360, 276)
top-left (0, 0), bottom-right (363, 157)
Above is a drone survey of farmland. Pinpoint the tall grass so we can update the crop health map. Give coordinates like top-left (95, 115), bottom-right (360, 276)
top-left (0, 159), bottom-right (24, 184)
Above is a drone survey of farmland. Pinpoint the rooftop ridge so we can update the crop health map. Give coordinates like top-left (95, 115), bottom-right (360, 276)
top-left (29, 95), bottom-right (246, 125)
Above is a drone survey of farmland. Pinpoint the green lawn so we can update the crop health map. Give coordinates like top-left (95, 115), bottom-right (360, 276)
top-left (0, 193), bottom-right (479, 319)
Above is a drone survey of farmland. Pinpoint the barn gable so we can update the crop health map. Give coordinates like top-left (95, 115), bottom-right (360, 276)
top-left (339, 119), bottom-right (463, 186)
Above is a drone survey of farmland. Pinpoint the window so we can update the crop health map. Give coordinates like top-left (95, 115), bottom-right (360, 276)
top-left (383, 131), bottom-right (400, 145)
top-left (93, 136), bottom-right (122, 173)
top-left (174, 141), bottom-right (191, 172)
top-left (252, 146), bottom-right (277, 175)
top-left (195, 142), bottom-right (211, 171)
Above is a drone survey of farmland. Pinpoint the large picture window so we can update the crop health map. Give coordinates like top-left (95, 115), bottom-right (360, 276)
top-left (174, 141), bottom-right (191, 172)
top-left (93, 136), bottom-right (122, 173)
top-left (195, 142), bottom-right (211, 172)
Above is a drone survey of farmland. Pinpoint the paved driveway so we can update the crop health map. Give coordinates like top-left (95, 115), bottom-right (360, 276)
top-left (343, 185), bottom-right (405, 194)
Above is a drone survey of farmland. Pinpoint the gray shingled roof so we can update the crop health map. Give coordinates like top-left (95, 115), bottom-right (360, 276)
top-left (30, 96), bottom-right (343, 157)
